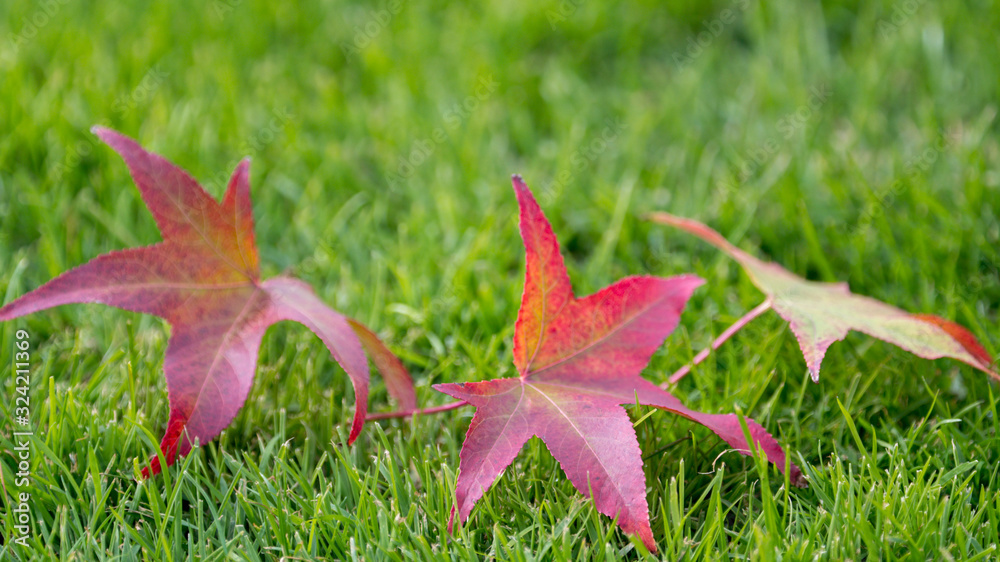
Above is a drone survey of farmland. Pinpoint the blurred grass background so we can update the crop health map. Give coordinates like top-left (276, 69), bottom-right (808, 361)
top-left (1, 0), bottom-right (999, 559)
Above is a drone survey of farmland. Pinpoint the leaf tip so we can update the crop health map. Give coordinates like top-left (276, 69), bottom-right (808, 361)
top-left (90, 125), bottom-right (119, 145)
top-left (432, 382), bottom-right (459, 395)
top-left (913, 314), bottom-right (996, 374)
top-left (683, 274), bottom-right (707, 291)
top-left (511, 174), bottom-right (529, 194)
top-left (791, 468), bottom-right (808, 488)
top-left (347, 401), bottom-right (367, 446)
top-left (140, 455), bottom-right (162, 480)
top-left (643, 211), bottom-right (676, 224)
top-left (234, 157), bottom-right (252, 176)
top-left (91, 126), bottom-right (141, 157)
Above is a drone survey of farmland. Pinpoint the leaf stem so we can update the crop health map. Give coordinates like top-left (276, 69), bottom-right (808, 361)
top-left (365, 400), bottom-right (469, 421)
top-left (666, 298), bottom-right (772, 386)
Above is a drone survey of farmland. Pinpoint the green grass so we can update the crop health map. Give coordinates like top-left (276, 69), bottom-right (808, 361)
top-left (1, 0), bottom-right (999, 559)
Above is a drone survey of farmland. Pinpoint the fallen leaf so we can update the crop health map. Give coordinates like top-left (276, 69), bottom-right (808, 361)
top-left (0, 127), bottom-right (415, 477)
top-left (648, 212), bottom-right (997, 382)
top-left (435, 176), bottom-right (803, 552)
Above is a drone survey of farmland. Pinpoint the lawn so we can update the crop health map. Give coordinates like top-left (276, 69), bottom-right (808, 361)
top-left (1, 0), bottom-right (999, 559)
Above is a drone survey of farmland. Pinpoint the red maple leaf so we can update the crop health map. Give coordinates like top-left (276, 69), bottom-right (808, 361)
top-left (435, 176), bottom-right (802, 552)
top-left (0, 128), bottom-right (415, 477)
